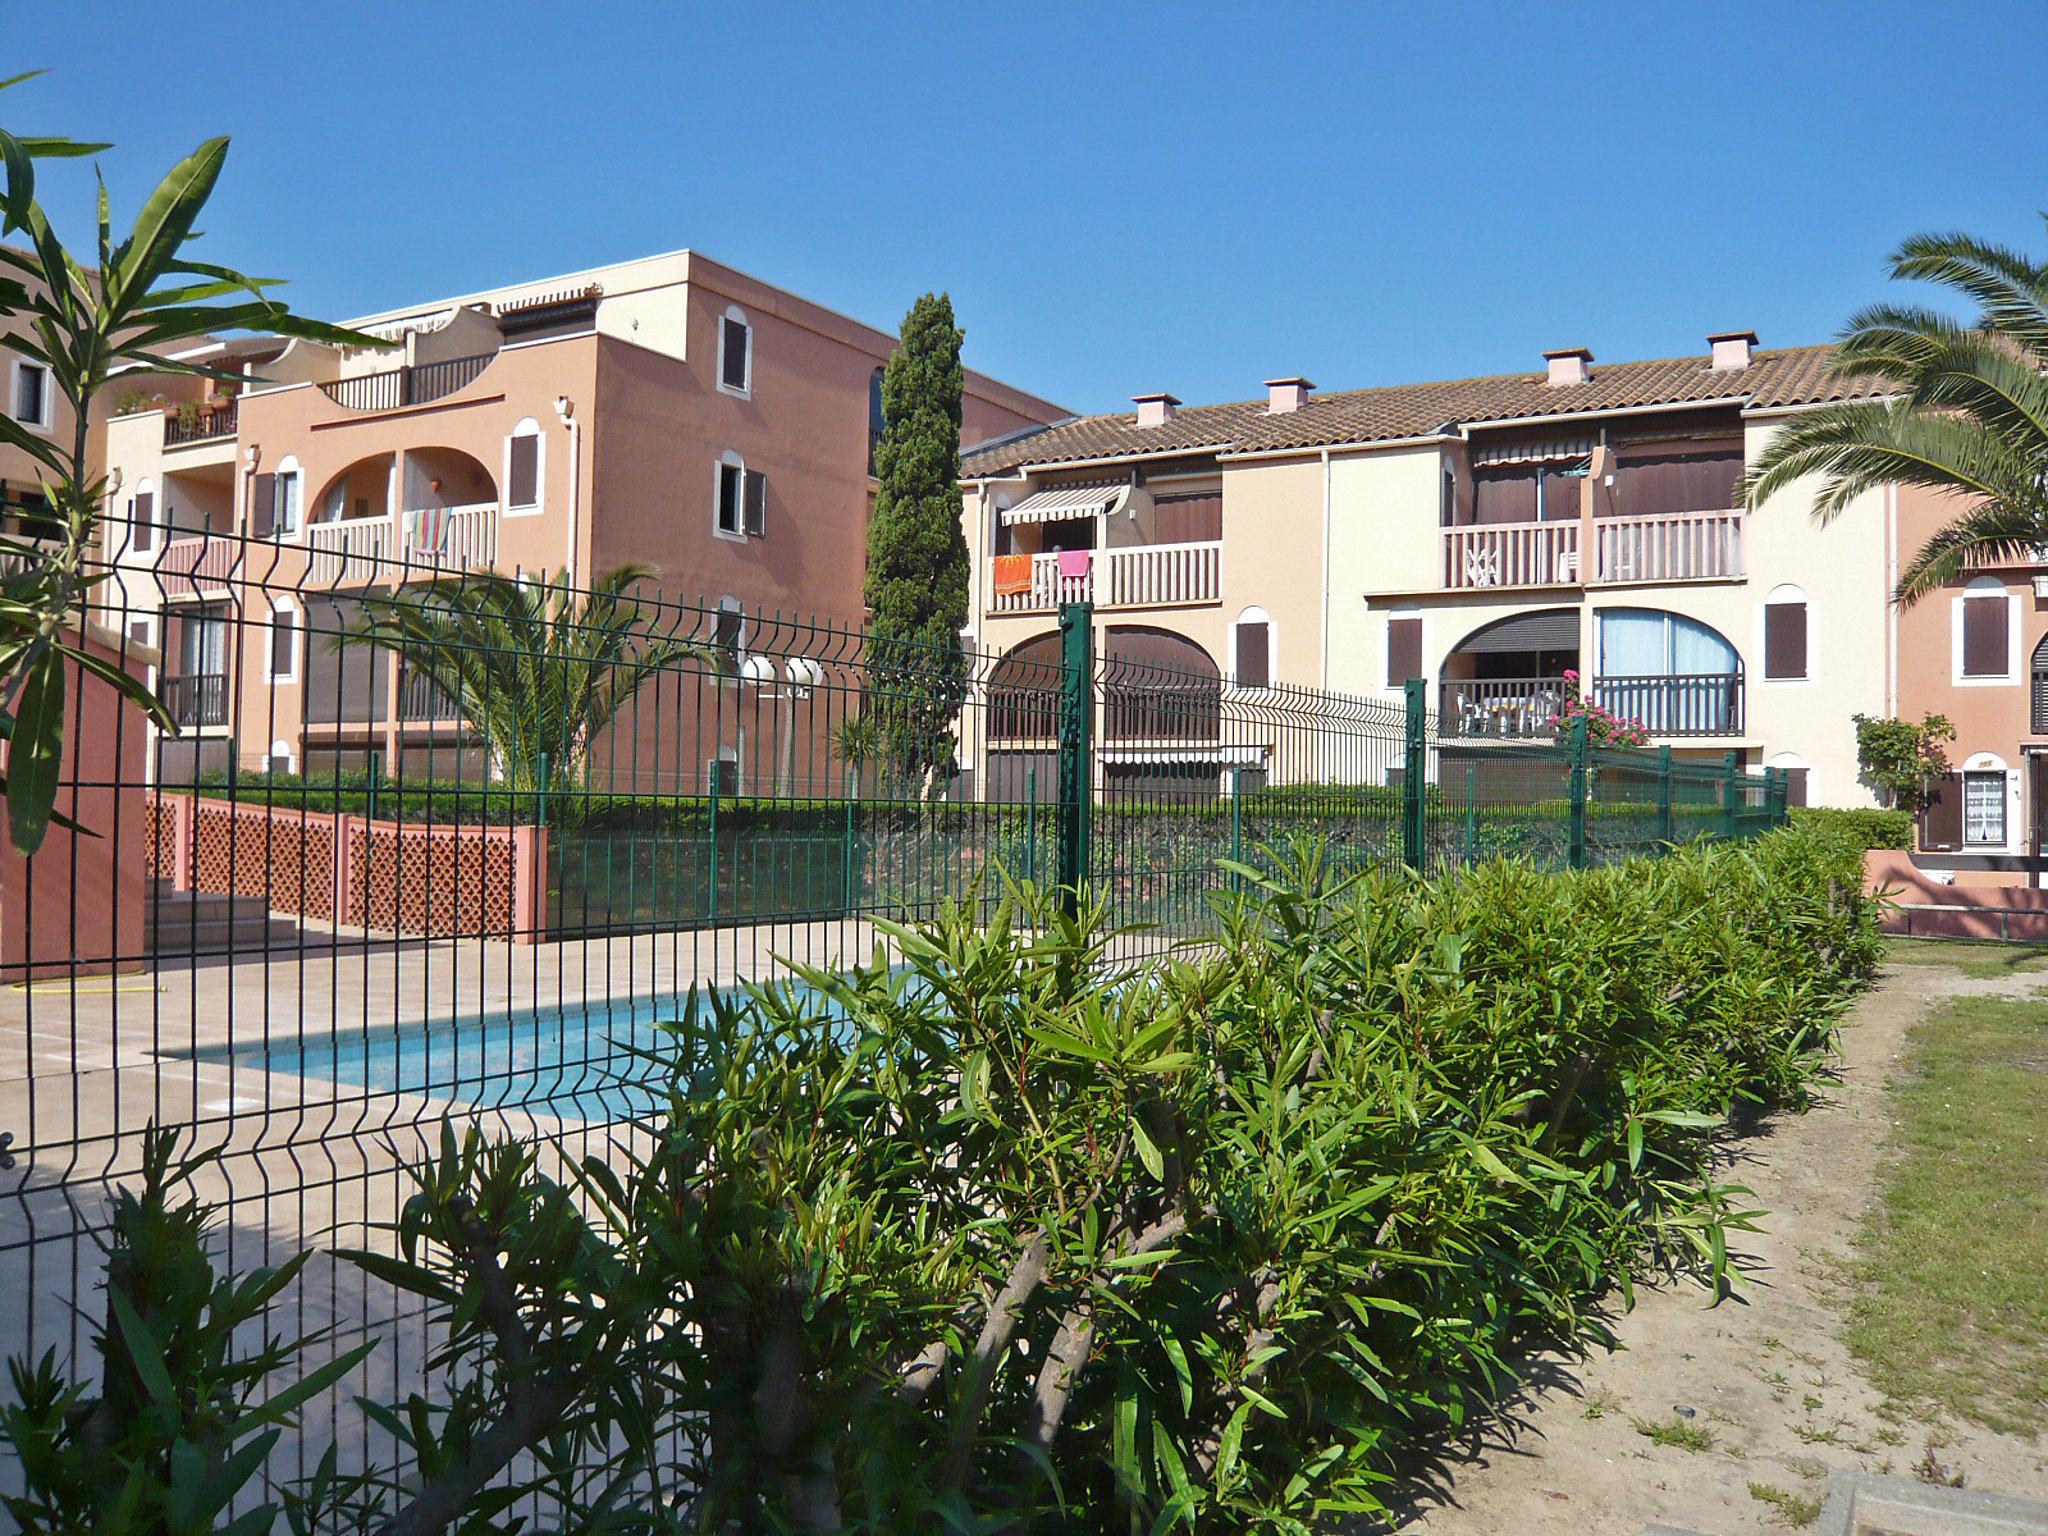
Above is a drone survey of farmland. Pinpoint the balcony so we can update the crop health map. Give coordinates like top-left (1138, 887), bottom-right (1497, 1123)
top-left (1440, 672), bottom-right (1744, 739)
top-left (161, 673), bottom-right (227, 729)
top-left (307, 503), bottom-right (498, 585)
top-left (163, 400), bottom-right (238, 447)
top-left (397, 667), bottom-right (462, 724)
top-left (1442, 509), bottom-right (1744, 592)
top-left (158, 535), bottom-right (240, 597)
top-left (989, 541), bottom-right (1222, 615)
top-left (317, 353), bottom-right (495, 413)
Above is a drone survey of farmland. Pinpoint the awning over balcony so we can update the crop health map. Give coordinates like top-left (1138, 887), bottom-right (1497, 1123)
top-left (1000, 483), bottom-right (1130, 524)
top-left (1454, 609), bottom-right (1580, 654)
top-left (1471, 437), bottom-right (1594, 466)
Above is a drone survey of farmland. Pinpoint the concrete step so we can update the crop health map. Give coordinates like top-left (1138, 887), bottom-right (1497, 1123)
top-left (147, 884), bottom-right (300, 955)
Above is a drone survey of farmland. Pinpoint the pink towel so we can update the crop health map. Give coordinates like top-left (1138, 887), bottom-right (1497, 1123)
top-left (1057, 548), bottom-right (1092, 581)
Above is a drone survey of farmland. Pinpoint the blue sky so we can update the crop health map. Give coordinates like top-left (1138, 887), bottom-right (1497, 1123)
top-left (11, 2), bottom-right (2046, 415)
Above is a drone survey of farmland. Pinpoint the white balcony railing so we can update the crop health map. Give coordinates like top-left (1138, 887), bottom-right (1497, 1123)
top-left (308, 502), bottom-right (498, 585)
top-left (1443, 520), bottom-right (1579, 590)
top-left (1592, 508), bottom-right (1743, 583)
top-left (989, 540), bottom-right (1223, 615)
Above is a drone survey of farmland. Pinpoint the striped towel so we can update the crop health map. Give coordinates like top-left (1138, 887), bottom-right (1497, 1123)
top-left (409, 506), bottom-right (450, 554)
top-left (992, 553), bottom-right (1034, 595)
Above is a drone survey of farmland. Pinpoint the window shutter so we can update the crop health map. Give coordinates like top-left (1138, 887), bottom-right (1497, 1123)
top-left (1784, 768), bottom-right (1809, 808)
top-left (743, 469), bottom-right (766, 537)
top-left (1387, 617), bottom-right (1422, 687)
top-left (271, 609), bottom-right (295, 677)
top-left (250, 472), bottom-right (276, 537)
top-left (1235, 621), bottom-right (1269, 688)
top-left (1918, 772), bottom-right (1964, 852)
top-left (507, 434), bottom-right (539, 507)
top-left (1763, 601), bottom-right (1807, 679)
top-left (133, 491), bottom-right (155, 553)
top-left (1962, 594), bottom-right (2009, 677)
top-left (2033, 662), bottom-right (2048, 733)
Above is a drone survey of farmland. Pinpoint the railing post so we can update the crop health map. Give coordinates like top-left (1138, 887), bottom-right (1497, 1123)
top-left (1229, 765), bottom-right (1244, 892)
top-left (1402, 678), bottom-right (1427, 872)
top-left (1657, 745), bottom-right (1674, 847)
top-left (707, 758), bottom-right (720, 926)
top-left (1567, 715), bottom-right (1589, 870)
top-left (1055, 602), bottom-right (1094, 916)
top-left (1721, 750), bottom-right (1741, 841)
top-left (1024, 766), bottom-right (1038, 888)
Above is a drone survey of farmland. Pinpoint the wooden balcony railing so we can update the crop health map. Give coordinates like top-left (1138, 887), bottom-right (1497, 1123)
top-left (1592, 509), bottom-right (1743, 583)
top-left (158, 535), bottom-right (240, 597)
top-left (163, 400), bottom-right (238, 446)
top-left (989, 540), bottom-right (1223, 614)
top-left (1442, 509), bottom-right (1745, 590)
top-left (317, 352), bottom-right (495, 412)
top-left (397, 667), bottom-right (462, 724)
top-left (1443, 520), bottom-right (1578, 590)
top-left (307, 503), bottom-right (497, 584)
top-left (161, 672), bottom-right (228, 729)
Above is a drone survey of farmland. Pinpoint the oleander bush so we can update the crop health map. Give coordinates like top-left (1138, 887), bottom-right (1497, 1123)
top-left (2, 824), bottom-right (1877, 1534)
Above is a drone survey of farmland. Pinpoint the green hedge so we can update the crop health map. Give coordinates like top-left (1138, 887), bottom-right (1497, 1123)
top-left (1790, 804), bottom-right (1911, 852)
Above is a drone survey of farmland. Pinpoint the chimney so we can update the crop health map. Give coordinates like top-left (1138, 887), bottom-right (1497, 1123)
top-left (1543, 347), bottom-right (1593, 387)
top-left (1708, 329), bottom-right (1758, 370)
top-left (1264, 376), bottom-right (1314, 415)
top-left (1132, 391), bottom-right (1180, 428)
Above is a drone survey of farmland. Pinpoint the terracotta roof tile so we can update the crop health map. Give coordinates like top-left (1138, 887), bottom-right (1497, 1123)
top-left (960, 344), bottom-right (1885, 476)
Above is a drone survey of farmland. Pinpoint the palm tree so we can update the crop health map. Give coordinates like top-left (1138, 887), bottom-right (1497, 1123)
top-left (339, 565), bottom-right (704, 795)
top-left (1741, 223), bottom-right (2048, 603)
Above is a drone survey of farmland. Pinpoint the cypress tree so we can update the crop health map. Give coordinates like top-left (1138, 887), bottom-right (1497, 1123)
top-left (862, 294), bottom-right (968, 793)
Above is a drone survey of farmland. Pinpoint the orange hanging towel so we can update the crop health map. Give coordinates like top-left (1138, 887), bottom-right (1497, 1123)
top-left (992, 553), bottom-right (1034, 595)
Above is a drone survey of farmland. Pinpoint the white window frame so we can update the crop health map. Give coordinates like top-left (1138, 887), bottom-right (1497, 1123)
top-left (266, 597), bottom-right (300, 684)
top-left (1765, 750), bottom-right (1812, 808)
top-left (268, 454), bottom-right (305, 542)
top-left (9, 357), bottom-right (53, 433)
top-left (1962, 765), bottom-right (2009, 848)
top-left (1757, 582), bottom-right (1817, 688)
top-left (1230, 605), bottom-right (1274, 689)
top-left (1951, 576), bottom-right (2020, 685)
top-left (714, 451), bottom-right (747, 541)
top-left (503, 416), bottom-right (546, 518)
top-left (716, 305), bottom-right (752, 399)
top-left (267, 738), bottom-right (297, 777)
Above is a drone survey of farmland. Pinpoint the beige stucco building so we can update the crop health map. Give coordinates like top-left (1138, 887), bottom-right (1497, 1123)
top-left (960, 336), bottom-right (1895, 809)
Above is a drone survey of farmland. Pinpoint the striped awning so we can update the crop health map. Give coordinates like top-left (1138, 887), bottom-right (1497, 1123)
top-left (1471, 437), bottom-right (1595, 466)
top-left (1000, 483), bottom-right (1129, 524)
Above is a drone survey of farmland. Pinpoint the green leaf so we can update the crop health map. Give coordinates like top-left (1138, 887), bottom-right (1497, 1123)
top-left (1132, 1113), bottom-right (1166, 1181)
top-left (7, 645), bottom-right (64, 854)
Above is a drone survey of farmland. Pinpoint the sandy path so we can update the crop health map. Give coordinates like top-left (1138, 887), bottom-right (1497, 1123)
top-left (1386, 961), bottom-right (2048, 1534)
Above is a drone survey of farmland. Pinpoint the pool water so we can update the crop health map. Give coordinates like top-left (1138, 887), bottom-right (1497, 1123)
top-left (187, 985), bottom-right (826, 1125)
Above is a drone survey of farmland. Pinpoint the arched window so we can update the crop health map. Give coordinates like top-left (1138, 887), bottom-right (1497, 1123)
top-left (505, 416), bottom-right (544, 514)
top-left (868, 366), bottom-right (886, 476)
top-left (1956, 575), bottom-right (2014, 681)
top-left (1594, 608), bottom-right (1741, 735)
top-left (988, 632), bottom-right (1063, 740)
top-left (266, 597), bottom-right (299, 683)
top-left (1103, 627), bottom-right (1220, 742)
top-left (718, 304), bottom-right (752, 396)
top-left (1766, 750), bottom-right (1810, 808)
top-left (267, 738), bottom-right (295, 777)
top-left (2032, 633), bottom-right (2048, 731)
top-left (1232, 606), bottom-right (1273, 689)
top-left (1762, 583), bottom-right (1809, 681)
top-left (712, 595), bottom-right (745, 673)
top-left (127, 477), bottom-right (158, 555)
top-left (252, 454), bottom-right (302, 540)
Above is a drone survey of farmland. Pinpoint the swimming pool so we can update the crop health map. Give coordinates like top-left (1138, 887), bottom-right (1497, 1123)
top-left (186, 986), bottom-right (821, 1125)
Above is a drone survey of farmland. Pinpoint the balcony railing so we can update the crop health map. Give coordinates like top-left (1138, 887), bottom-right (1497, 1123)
top-left (1590, 672), bottom-right (1744, 737)
top-left (397, 667), bottom-right (462, 723)
top-left (158, 535), bottom-right (239, 596)
top-left (317, 352), bottom-right (495, 412)
top-left (1443, 520), bottom-right (1578, 590)
top-left (163, 400), bottom-right (238, 446)
top-left (307, 503), bottom-right (498, 584)
top-left (1592, 509), bottom-right (1743, 583)
top-left (1442, 509), bottom-right (1745, 590)
top-left (161, 672), bottom-right (227, 729)
top-left (989, 540), bottom-right (1223, 614)
top-left (1440, 673), bottom-right (1744, 739)
top-left (1439, 678), bottom-right (1567, 738)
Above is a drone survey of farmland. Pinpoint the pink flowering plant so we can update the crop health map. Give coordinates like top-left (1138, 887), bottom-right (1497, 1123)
top-left (1547, 669), bottom-right (1651, 748)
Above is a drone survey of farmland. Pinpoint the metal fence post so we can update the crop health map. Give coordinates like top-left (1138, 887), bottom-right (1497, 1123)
top-left (1567, 716), bottom-right (1589, 870)
top-left (1024, 766), bottom-right (1038, 888)
top-left (707, 757), bottom-right (720, 925)
top-left (1767, 765), bottom-right (1788, 829)
top-left (1721, 750), bottom-right (1741, 841)
top-left (1656, 745), bottom-right (1674, 847)
top-left (1055, 602), bottom-right (1094, 915)
top-left (1402, 678), bottom-right (1427, 871)
top-left (1229, 765), bottom-right (1244, 892)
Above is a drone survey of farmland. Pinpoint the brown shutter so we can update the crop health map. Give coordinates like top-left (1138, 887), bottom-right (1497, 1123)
top-left (1919, 772), bottom-right (1965, 851)
top-left (1784, 767), bottom-right (1809, 808)
top-left (1235, 621), bottom-right (1269, 688)
top-left (743, 469), bottom-right (766, 537)
top-left (1387, 616), bottom-right (1423, 687)
top-left (1962, 593), bottom-right (2009, 677)
top-left (507, 434), bottom-right (539, 507)
top-left (271, 608), bottom-right (295, 676)
top-left (133, 491), bottom-right (155, 553)
top-left (250, 472), bottom-right (275, 537)
top-left (1763, 601), bottom-right (1807, 679)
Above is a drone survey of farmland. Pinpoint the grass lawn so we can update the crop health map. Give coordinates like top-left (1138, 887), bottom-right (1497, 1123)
top-left (1846, 994), bottom-right (2048, 1434)
top-left (1883, 935), bottom-right (2048, 981)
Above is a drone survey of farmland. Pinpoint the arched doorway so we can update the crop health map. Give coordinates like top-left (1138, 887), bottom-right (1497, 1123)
top-left (1438, 608), bottom-right (1579, 737)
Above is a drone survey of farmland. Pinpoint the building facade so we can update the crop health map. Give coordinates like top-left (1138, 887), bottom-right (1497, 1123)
top-left (960, 334), bottom-right (1893, 808)
top-left (85, 250), bottom-right (1064, 785)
